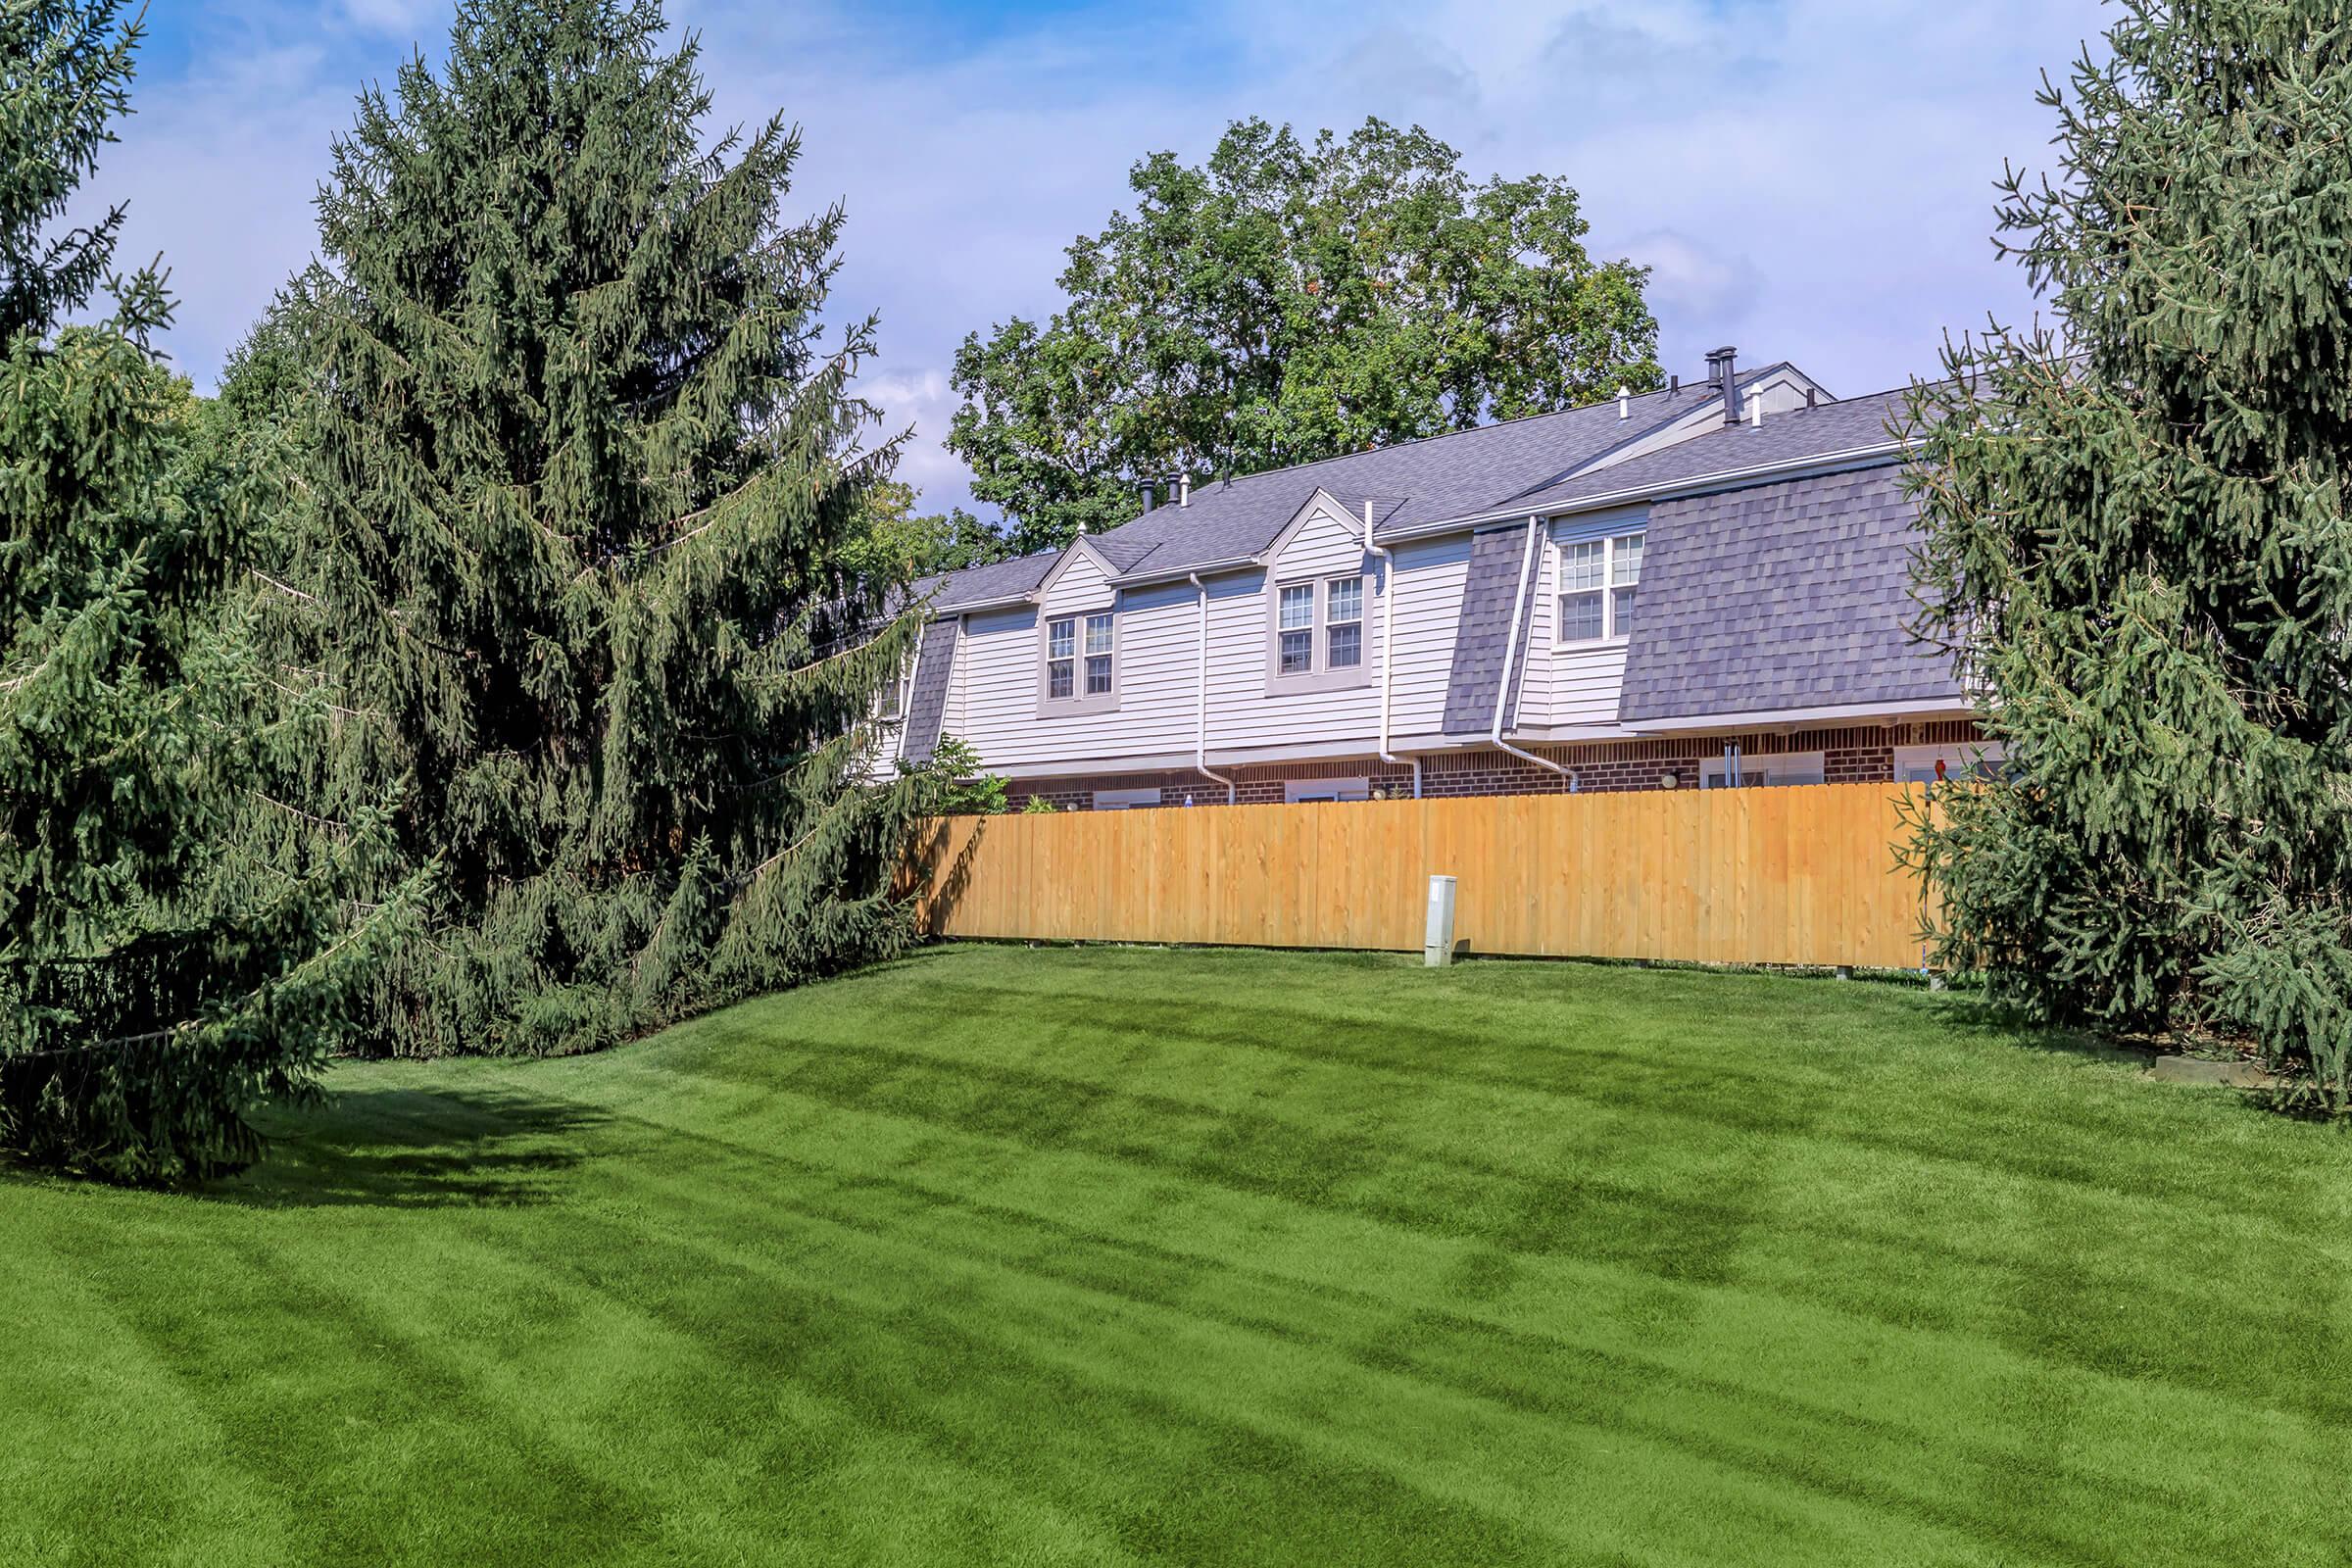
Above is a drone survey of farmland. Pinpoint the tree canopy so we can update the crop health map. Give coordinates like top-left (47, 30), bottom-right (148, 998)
top-left (265, 0), bottom-right (928, 1056)
top-left (1905, 0), bottom-right (2352, 1108)
top-left (950, 117), bottom-right (1662, 555)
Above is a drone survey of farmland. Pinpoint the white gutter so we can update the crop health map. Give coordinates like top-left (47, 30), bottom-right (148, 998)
top-left (1110, 553), bottom-right (1261, 590)
top-left (1489, 515), bottom-right (1573, 783)
top-left (1631, 699), bottom-right (1972, 734)
top-left (1188, 572), bottom-right (1236, 804)
top-left (1374, 439), bottom-right (1911, 546)
top-left (1363, 501), bottom-right (1404, 784)
top-left (937, 591), bottom-right (1042, 614)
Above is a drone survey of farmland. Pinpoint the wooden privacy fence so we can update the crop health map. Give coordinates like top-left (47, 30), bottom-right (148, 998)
top-left (907, 784), bottom-right (1934, 969)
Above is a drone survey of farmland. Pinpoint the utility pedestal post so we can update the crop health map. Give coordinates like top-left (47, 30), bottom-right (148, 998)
top-left (1424, 875), bottom-right (1457, 967)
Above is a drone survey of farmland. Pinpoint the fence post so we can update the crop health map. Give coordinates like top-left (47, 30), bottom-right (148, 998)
top-left (1424, 875), bottom-right (1457, 967)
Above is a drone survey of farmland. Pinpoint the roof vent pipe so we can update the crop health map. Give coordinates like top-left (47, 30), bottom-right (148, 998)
top-left (1178, 473), bottom-right (1192, 509)
top-left (1804, 386), bottom-right (1819, 412)
top-left (1140, 484), bottom-right (1155, 514)
top-left (1669, 373), bottom-right (1680, 396)
top-left (1747, 388), bottom-right (1763, 427)
top-left (1616, 385), bottom-right (1630, 420)
top-left (1706, 345), bottom-right (1739, 428)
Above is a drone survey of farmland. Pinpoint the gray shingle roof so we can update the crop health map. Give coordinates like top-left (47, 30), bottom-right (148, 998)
top-left (923, 368), bottom-right (1807, 597)
top-left (898, 618), bottom-right (959, 762)
top-left (1442, 525), bottom-right (1542, 735)
top-left (1616, 463), bottom-right (1961, 723)
top-left (914, 549), bottom-right (1056, 610)
top-left (1519, 386), bottom-right (1915, 514)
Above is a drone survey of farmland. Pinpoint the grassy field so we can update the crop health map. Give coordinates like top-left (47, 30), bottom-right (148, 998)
top-left (6, 945), bottom-right (2349, 1566)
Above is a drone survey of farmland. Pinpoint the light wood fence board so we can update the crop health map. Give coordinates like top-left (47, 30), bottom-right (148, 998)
top-left (908, 784), bottom-right (1928, 969)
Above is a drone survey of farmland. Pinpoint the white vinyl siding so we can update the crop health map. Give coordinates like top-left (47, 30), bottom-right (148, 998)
top-left (940, 501), bottom-right (1661, 773)
top-left (1523, 512), bottom-right (1646, 728)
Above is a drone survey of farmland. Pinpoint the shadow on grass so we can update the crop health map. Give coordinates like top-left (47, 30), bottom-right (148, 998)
top-left (220, 1086), bottom-right (610, 1211)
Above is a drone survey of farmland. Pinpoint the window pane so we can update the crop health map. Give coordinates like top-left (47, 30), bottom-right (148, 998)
top-left (1561, 540), bottom-right (1604, 592)
top-left (1611, 585), bottom-right (1637, 636)
top-left (1613, 532), bottom-right (1645, 586)
top-left (1085, 654), bottom-right (1112, 695)
top-left (1559, 590), bottom-right (1604, 642)
top-left (1048, 659), bottom-right (1074, 699)
top-left (1328, 621), bottom-right (1361, 668)
top-left (1085, 612), bottom-right (1113, 655)
top-left (1327, 576), bottom-right (1362, 624)
top-left (1279, 584), bottom-right (1314, 631)
top-left (1048, 618), bottom-right (1075, 659)
top-left (1279, 627), bottom-right (1312, 674)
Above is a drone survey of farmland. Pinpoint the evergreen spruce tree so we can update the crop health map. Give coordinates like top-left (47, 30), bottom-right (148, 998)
top-left (1906, 1), bottom-right (2352, 1107)
top-left (0, 0), bottom-right (136, 339)
top-left (1, 3), bottom-right (417, 1181)
top-left (275, 0), bottom-right (927, 1055)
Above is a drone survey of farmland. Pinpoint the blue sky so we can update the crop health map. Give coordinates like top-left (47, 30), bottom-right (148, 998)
top-left (108, 0), bottom-right (2109, 517)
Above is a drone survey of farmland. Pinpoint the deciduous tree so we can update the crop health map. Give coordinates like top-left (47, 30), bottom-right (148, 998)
top-left (951, 118), bottom-right (1662, 554)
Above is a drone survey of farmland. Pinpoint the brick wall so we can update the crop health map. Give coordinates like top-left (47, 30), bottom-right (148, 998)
top-left (1000, 719), bottom-right (1986, 811)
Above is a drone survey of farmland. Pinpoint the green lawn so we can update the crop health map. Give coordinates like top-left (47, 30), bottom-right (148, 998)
top-left (6, 946), bottom-right (2348, 1566)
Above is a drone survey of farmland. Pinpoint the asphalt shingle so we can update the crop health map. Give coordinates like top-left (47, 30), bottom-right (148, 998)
top-left (1519, 387), bottom-right (1915, 513)
top-left (1615, 463), bottom-right (1961, 723)
top-left (1005, 370), bottom-right (1798, 586)
top-left (897, 618), bottom-right (960, 762)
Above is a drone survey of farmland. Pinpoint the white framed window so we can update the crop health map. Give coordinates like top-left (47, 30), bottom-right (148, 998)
top-left (1093, 786), bottom-right (1161, 810)
top-left (1083, 612), bottom-right (1114, 695)
top-left (1558, 529), bottom-right (1644, 645)
top-left (1046, 616), bottom-right (1076, 698)
top-left (1894, 740), bottom-right (2005, 784)
top-left (1278, 584), bottom-right (1315, 675)
top-left (1326, 576), bottom-right (1363, 669)
top-left (1268, 572), bottom-right (1374, 690)
top-left (1699, 751), bottom-right (1826, 789)
top-left (1040, 609), bottom-right (1118, 713)
top-left (1285, 777), bottom-right (1371, 804)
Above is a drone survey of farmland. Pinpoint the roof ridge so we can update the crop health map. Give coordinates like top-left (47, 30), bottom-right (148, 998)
top-left (1109, 362), bottom-right (1799, 526)
top-left (1101, 369), bottom-right (1758, 522)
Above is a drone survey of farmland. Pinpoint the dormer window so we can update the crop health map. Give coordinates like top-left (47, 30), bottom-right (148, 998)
top-left (1326, 576), bottom-right (1363, 668)
top-left (1041, 610), bottom-right (1118, 713)
top-left (1278, 585), bottom-right (1315, 674)
top-left (1267, 571), bottom-right (1375, 692)
top-left (1558, 529), bottom-right (1644, 645)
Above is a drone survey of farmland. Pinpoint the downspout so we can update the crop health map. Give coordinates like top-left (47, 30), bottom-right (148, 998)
top-left (1490, 514), bottom-right (1574, 782)
top-left (891, 618), bottom-right (924, 767)
top-left (1188, 572), bottom-right (1236, 804)
top-left (1364, 501), bottom-right (1412, 795)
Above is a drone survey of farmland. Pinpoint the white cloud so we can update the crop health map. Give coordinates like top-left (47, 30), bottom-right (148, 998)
top-left (1619, 228), bottom-right (1761, 328)
top-left (108, 0), bottom-right (2113, 515)
top-left (338, 0), bottom-right (446, 35)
